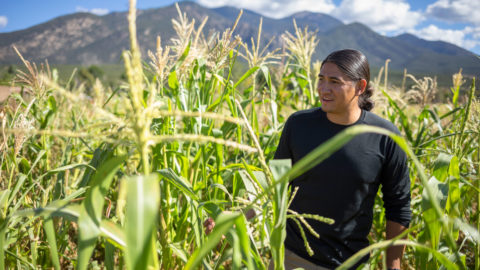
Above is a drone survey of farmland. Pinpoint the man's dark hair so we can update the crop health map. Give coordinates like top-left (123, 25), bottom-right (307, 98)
top-left (321, 49), bottom-right (375, 111)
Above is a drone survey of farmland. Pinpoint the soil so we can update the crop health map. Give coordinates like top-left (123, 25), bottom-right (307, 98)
top-left (0, 85), bottom-right (20, 103)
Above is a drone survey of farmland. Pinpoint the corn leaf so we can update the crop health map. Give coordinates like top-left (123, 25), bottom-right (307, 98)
top-left (184, 212), bottom-right (241, 270)
top-left (43, 218), bottom-right (61, 270)
top-left (124, 175), bottom-right (160, 270)
top-left (77, 155), bottom-right (125, 270)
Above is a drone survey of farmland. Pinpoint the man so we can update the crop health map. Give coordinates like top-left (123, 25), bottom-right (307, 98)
top-left (274, 49), bottom-right (411, 270)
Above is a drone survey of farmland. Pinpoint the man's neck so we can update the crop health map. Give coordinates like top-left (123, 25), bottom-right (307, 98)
top-left (326, 107), bottom-right (363, 125)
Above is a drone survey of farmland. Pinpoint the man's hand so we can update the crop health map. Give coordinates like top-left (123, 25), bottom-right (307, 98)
top-left (203, 217), bottom-right (215, 235)
top-left (203, 216), bottom-right (228, 250)
top-left (203, 209), bottom-right (255, 236)
top-left (245, 208), bottom-right (256, 220)
top-left (386, 220), bottom-right (407, 269)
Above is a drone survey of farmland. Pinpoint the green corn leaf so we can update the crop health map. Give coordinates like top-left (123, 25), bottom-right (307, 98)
top-left (433, 153), bottom-right (453, 182)
top-left (456, 78), bottom-right (476, 155)
top-left (452, 85), bottom-right (460, 106)
top-left (252, 171), bottom-right (269, 192)
top-left (382, 89), bottom-right (413, 142)
top-left (124, 175), bottom-right (160, 270)
top-left (14, 201), bottom-right (80, 220)
top-left (422, 176), bottom-right (449, 212)
top-left (48, 95), bottom-right (57, 112)
top-left (234, 66), bottom-right (260, 89)
top-left (174, 40), bottom-right (191, 69)
top-left (0, 223), bottom-right (5, 270)
top-left (63, 187), bottom-right (88, 202)
top-left (41, 163), bottom-right (95, 179)
top-left (0, 190), bottom-right (10, 220)
top-left (78, 144), bottom-right (115, 188)
top-left (18, 157), bottom-right (30, 174)
top-left (447, 156), bottom-right (461, 228)
top-left (101, 220), bottom-right (126, 248)
top-left (269, 159), bottom-right (291, 183)
top-left (27, 149), bottom-right (46, 176)
top-left (447, 175), bottom-right (461, 240)
top-left (425, 108), bottom-right (443, 134)
top-left (77, 155), bottom-right (125, 270)
top-left (105, 241), bottom-right (115, 270)
top-left (158, 168), bottom-right (198, 201)
top-left (260, 65), bottom-right (272, 91)
top-left (208, 183), bottom-right (233, 201)
top-left (449, 155), bottom-right (460, 179)
top-left (231, 233), bottom-right (242, 269)
top-left (8, 174), bottom-right (26, 207)
top-left (168, 70), bottom-right (179, 90)
top-left (439, 107), bottom-right (462, 120)
top-left (268, 159), bottom-right (291, 270)
top-left (454, 218), bottom-right (480, 243)
top-left (270, 99), bottom-right (279, 130)
top-left (422, 176), bottom-right (449, 249)
top-left (169, 242), bottom-right (188, 263)
top-left (13, 202), bottom-right (126, 247)
top-left (43, 218), bottom-right (61, 270)
top-left (269, 159), bottom-right (291, 225)
top-left (234, 215), bottom-right (254, 270)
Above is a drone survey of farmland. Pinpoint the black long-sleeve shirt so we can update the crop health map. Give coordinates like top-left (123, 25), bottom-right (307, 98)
top-left (274, 107), bottom-right (411, 269)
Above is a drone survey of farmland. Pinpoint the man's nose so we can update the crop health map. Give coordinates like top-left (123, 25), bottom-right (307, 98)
top-left (318, 82), bottom-right (332, 93)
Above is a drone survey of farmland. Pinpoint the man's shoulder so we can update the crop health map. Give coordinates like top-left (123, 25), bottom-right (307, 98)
top-left (363, 111), bottom-right (400, 134)
top-left (288, 107), bottom-right (322, 122)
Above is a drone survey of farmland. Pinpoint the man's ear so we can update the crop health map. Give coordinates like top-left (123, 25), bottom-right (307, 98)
top-left (356, 79), bottom-right (367, 96)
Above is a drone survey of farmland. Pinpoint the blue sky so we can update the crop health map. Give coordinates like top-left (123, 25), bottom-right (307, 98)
top-left (1, 0), bottom-right (479, 54)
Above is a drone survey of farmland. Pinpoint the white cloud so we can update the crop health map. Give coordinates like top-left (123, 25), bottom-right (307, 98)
top-left (90, 8), bottom-right (109, 16)
top-left (76, 6), bottom-right (109, 16)
top-left (196, 0), bottom-right (423, 33)
top-left (465, 26), bottom-right (480, 39)
top-left (196, 0), bottom-right (335, 19)
top-left (426, 0), bottom-right (480, 25)
top-left (409, 24), bottom-right (479, 50)
top-left (193, 0), bottom-right (480, 53)
top-left (332, 0), bottom-right (424, 33)
top-left (0, 16), bottom-right (7, 28)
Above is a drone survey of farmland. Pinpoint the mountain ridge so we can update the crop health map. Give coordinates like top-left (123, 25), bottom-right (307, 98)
top-left (0, 1), bottom-right (478, 76)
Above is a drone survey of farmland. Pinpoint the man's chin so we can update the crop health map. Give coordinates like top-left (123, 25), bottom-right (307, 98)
top-left (320, 106), bottom-right (331, 113)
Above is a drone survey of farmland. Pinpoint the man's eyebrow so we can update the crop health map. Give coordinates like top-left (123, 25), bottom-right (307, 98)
top-left (318, 74), bottom-right (342, 81)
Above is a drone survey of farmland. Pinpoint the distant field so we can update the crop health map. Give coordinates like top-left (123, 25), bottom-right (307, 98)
top-left (0, 63), bottom-right (469, 104)
top-left (0, 64), bottom-right (126, 86)
top-left (0, 63), bottom-right (460, 86)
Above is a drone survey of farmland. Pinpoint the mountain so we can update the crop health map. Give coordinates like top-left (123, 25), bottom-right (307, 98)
top-left (394, 33), bottom-right (468, 56)
top-left (315, 23), bottom-right (418, 68)
top-left (392, 33), bottom-right (480, 74)
top-left (211, 7), bottom-right (342, 35)
top-left (314, 23), bottom-right (480, 74)
top-left (0, 2), bottom-right (246, 65)
top-left (0, 1), bottom-right (478, 76)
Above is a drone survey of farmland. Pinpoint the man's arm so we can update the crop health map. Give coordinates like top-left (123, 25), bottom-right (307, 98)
top-left (381, 132), bottom-right (411, 269)
top-left (386, 220), bottom-right (407, 269)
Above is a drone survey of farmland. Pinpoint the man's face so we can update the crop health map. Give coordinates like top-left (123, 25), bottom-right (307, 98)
top-left (317, 62), bottom-right (361, 116)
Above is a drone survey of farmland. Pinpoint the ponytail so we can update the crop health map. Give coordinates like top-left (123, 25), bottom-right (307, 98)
top-left (359, 85), bottom-right (374, 111)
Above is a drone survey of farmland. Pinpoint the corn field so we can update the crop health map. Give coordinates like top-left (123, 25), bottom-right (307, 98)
top-left (0, 1), bottom-right (479, 269)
